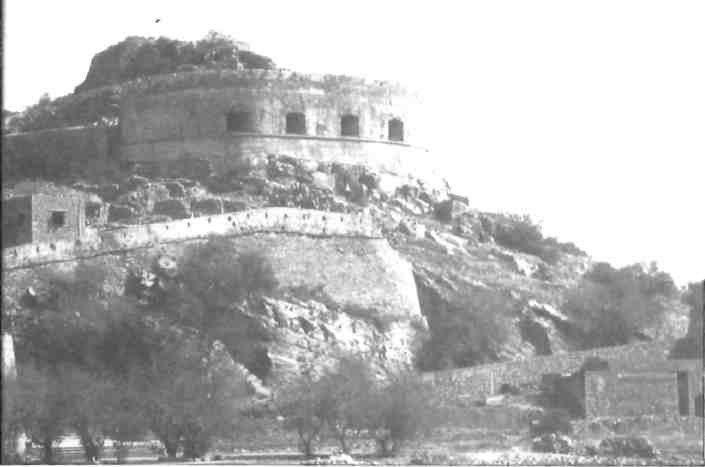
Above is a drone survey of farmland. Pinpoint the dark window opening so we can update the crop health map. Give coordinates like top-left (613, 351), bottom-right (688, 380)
top-left (341, 114), bottom-right (359, 137)
top-left (50, 211), bottom-right (66, 230)
top-left (226, 111), bottom-right (255, 132)
top-left (85, 202), bottom-right (101, 219)
top-left (677, 371), bottom-right (690, 415)
top-left (285, 112), bottom-right (306, 135)
top-left (388, 118), bottom-right (404, 142)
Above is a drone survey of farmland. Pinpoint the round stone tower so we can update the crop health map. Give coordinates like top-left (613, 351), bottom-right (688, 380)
top-left (119, 69), bottom-right (430, 177)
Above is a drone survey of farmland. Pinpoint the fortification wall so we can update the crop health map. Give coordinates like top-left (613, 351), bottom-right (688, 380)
top-left (1, 125), bottom-right (117, 179)
top-left (423, 341), bottom-right (694, 404)
top-left (3, 208), bottom-right (420, 327)
top-left (585, 371), bottom-right (679, 418)
top-left (121, 134), bottom-right (430, 177)
top-left (119, 69), bottom-right (422, 167)
top-left (3, 208), bottom-right (381, 270)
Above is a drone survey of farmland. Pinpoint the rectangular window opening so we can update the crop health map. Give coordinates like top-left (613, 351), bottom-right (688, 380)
top-left (50, 211), bottom-right (66, 230)
top-left (226, 111), bottom-right (255, 132)
top-left (341, 114), bottom-right (360, 137)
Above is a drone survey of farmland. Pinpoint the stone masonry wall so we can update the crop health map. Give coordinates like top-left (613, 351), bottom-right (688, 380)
top-left (3, 207), bottom-right (421, 323)
top-left (2, 125), bottom-right (117, 179)
top-left (585, 371), bottom-right (679, 418)
top-left (423, 341), bottom-right (690, 405)
top-left (121, 134), bottom-right (431, 178)
top-left (118, 69), bottom-right (427, 177)
top-left (3, 208), bottom-right (380, 270)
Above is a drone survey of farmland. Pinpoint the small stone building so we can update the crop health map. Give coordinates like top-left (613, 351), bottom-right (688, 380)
top-left (2, 193), bottom-right (85, 248)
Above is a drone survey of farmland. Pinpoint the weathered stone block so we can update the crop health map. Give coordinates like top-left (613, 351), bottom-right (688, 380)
top-left (191, 198), bottom-right (223, 216)
top-left (108, 204), bottom-right (137, 223)
top-left (153, 199), bottom-right (191, 219)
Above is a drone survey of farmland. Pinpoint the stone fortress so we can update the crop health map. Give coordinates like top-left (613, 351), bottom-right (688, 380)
top-left (3, 68), bottom-right (435, 187)
top-left (120, 69), bottom-right (429, 176)
top-left (2, 67), bottom-right (435, 381)
top-left (2, 62), bottom-right (702, 422)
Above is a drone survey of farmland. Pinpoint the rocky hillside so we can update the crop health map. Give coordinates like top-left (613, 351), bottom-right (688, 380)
top-left (3, 34), bottom-right (692, 397)
top-left (4, 150), bottom-right (689, 381)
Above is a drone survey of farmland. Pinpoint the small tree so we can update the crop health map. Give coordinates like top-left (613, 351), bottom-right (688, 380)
top-left (13, 365), bottom-right (69, 464)
top-left (134, 333), bottom-right (246, 460)
top-left (366, 371), bottom-right (436, 457)
top-left (278, 369), bottom-right (327, 457)
top-left (101, 380), bottom-right (148, 464)
top-left (318, 358), bottom-right (377, 453)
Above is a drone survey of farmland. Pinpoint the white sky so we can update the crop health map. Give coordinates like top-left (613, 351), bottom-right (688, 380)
top-left (4, 0), bottom-right (704, 285)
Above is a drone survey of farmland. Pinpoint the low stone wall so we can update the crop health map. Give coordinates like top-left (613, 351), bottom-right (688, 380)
top-left (585, 371), bottom-right (679, 418)
top-left (3, 207), bottom-right (381, 270)
top-left (423, 341), bottom-right (679, 404)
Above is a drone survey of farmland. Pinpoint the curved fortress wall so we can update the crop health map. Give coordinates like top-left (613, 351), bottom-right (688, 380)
top-left (119, 69), bottom-right (428, 175)
top-left (3, 208), bottom-right (422, 322)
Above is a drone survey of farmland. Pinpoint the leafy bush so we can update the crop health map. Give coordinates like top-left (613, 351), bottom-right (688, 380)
top-left (278, 369), bottom-right (328, 457)
top-left (671, 282), bottom-right (703, 358)
top-left (13, 256), bottom-right (260, 461)
top-left (280, 363), bottom-right (437, 458)
top-left (317, 358), bottom-right (378, 453)
top-left (529, 409), bottom-right (573, 437)
top-left (416, 289), bottom-right (514, 371)
top-left (11, 365), bottom-right (70, 464)
top-left (491, 215), bottom-right (559, 263)
top-left (485, 214), bottom-right (586, 264)
top-left (563, 262), bottom-right (677, 348)
top-left (366, 372), bottom-right (437, 457)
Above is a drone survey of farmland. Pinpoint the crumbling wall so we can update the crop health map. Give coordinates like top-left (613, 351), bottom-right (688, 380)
top-left (424, 341), bottom-right (696, 405)
top-left (585, 371), bottom-right (679, 418)
top-left (1, 125), bottom-right (117, 179)
top-left (121, 134), bottom-right (430, 177)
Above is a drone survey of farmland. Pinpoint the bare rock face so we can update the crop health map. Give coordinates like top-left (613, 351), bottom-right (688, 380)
top-left (257, 296), bottom-right (424, 389)
top-left (75, 35), bottom-right (275, 93)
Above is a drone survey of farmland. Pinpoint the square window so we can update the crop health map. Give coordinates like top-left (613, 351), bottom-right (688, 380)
top-left (226, 111), bottom-right (255, 132)
top-left (50, 211), bottom-right (66, 230)
top-left (341, 115), bottom-right (359, 137)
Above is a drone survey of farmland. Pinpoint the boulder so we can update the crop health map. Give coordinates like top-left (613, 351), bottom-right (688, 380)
top-left (433, 199), bottom-right (455, 223)
top-left (223, 199), bottom-right (249, 212)
top-left (164, 181), bottom-right (186, 198)
top-left (191, 198), bottom-right (223, 216)
top-left (311, 171), bottom-right (335, 191)
top-left (124, 174), bottom-right (150, 192)
top-left (96, 183), bottom-right (120, 202)
top-left (532, 433), bottom-right (574, 454)
top-left (107, 204), bottom-right (137, 223)
top-left (598, 436), bottom-right (657, 459)
top-left (397, 220), bottom-right (425, 239)
top-left (153, 199), bottom-right (190, 219)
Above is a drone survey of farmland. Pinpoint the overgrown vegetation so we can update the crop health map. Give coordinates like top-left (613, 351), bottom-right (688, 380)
top-left (416, 289), bottom-right (515, 371)
top-left (8, 240), bottom-right (278, 462)
top-left (671, 281), bottom-right (703, 358)
top-left (483, 214), bottom-right (585, 264)
top-left (278, 359), bottom-right (437, 458)
top-left (563, 262), bottom-right (677, 348)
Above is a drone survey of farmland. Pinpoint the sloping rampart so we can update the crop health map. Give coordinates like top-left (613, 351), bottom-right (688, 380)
top-left (3, 208), bottom-right (381, 271)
